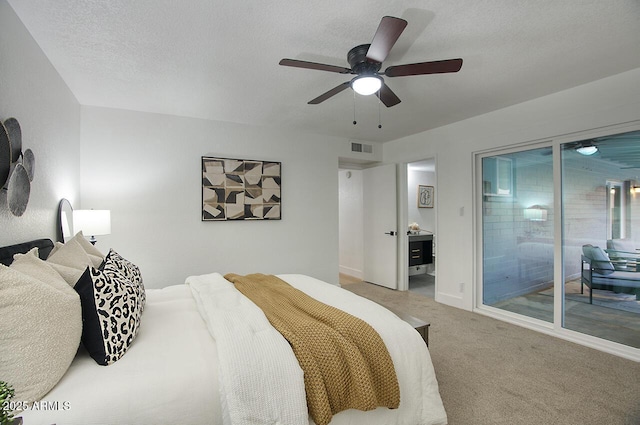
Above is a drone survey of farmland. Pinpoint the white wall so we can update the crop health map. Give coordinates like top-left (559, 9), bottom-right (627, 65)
top-left (79, 106), bottom-right (341, 287)
top-left (384, 68), bottom-right (640, 310)
top-left (0, 0), bottom-right (80, 245)
top-left (338, 169), bottom-right (364, 278)
top-left (407, 169), bottom-right (435, 233)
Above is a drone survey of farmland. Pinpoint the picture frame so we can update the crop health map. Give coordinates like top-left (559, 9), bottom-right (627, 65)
top-left (418, 185), bottom-right (434, 208)
top-left (201, 156), bottom-right (281, 221)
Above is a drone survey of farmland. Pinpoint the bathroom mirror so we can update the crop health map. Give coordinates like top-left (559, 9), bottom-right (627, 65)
top-left (57, 198), bottom-right (74, 242)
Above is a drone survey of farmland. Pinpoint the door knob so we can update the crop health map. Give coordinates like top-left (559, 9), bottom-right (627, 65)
top-left (384, 231), bottom-right (396, 236)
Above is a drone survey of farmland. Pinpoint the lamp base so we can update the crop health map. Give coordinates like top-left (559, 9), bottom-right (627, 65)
top-left (89, 235), bottom-right (97, 245)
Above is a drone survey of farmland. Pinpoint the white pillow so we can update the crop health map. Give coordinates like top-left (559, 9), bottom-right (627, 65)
top-left (70, 231), bottom-right (105, 268)
top-left (11, 248), bottom-right (69, 292)
top-left (46, 239), bottom-right (93, 286)
top-left (0, 264), bottom-right (82, 404)
top-left (48, 232), bottom-right (105, 269)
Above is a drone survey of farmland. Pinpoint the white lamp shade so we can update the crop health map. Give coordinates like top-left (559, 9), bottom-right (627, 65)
top-left (73, 210), bottom-right (111, 236)
top-left (524, 207), bottom-right (547, 221)
top-left (352, 76), bottom-right (382, 96)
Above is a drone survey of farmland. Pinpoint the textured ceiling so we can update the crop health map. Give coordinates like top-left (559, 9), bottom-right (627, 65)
top-left (7, 0), bottom-right (640, 143)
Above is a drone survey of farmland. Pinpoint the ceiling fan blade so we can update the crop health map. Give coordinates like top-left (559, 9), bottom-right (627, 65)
top-left (385, 58), bottom-right (463, 77)
top-left (308, 82), bottom-right (351, 104)
top-left (366, 16), bottom-right (408, 64)
top-left (376, 83), bottom-right (401, 107)
top-left (279, 59), bottom-right (352, 74)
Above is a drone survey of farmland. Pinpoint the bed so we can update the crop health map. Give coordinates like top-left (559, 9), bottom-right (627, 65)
top-left (0, 236), bottom-right (447, 425)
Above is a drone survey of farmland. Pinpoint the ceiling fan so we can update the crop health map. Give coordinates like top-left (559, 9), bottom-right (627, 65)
top-left (279, 16), bottom-right (463, 107)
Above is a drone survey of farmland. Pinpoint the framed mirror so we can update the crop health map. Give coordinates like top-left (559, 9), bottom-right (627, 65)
top-left (57, 198), bottom-right (74, 243)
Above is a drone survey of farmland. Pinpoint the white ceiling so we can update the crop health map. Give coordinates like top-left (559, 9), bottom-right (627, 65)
top-left (7, 0), bottom-right (640, 144)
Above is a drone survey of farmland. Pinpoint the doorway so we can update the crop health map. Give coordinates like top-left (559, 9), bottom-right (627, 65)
top-left (606, 180), bottom-right (629, 240)
top-left (338, 163), bottom-right (399, 288)
top-left (407, 159), bottom-right (436, 298)
top-left (338, 160), bottom-right (437, 293)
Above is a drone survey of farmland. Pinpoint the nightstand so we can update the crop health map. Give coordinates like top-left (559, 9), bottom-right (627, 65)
top-left (395, 312), bottom-right (430, 346)
top-left (378, 303), bottom-right (430, 346)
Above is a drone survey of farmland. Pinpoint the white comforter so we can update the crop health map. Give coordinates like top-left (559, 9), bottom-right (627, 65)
top-left (188, 273), bottom-right (447, 425)
top-left (21, 284), bottom-right (221, 425)
top-left (21, 274), bottom-right (447, 425)
top-left (186, 272), bottom-right (308, 425)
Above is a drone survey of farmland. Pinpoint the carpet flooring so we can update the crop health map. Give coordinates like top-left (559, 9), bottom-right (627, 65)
top-left (341, 280), bottom-right (640, 425)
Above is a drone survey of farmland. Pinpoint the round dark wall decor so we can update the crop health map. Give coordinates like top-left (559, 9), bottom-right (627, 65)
top-left (4, 117), bottom-right (22, 163)
top-left (23, 148), bottom-right (35, 181)
top-left (7, 163), bottom-right (30, 217)
top-left (0, 122), bottom-right (10, 188)
top-left (2, 117), bottom-right (36, 216)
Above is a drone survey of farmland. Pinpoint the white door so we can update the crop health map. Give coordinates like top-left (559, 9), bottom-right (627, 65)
top-left (363, 163), bottom-right (398, 289)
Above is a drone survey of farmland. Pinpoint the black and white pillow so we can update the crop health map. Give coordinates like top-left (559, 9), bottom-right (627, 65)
top-left (75, 266), bottom-right (141, 365)
top-left (102, 249), bottom-right (146, 311)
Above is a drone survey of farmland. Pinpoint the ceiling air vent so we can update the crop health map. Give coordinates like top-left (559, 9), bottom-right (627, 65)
top-left (351, 142), bottom-right (373, 154)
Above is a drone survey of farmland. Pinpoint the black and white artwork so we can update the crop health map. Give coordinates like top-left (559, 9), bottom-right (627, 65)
top-left (418, 185), bottom-right (434, 208)
top-left (202, 156), bottom-right (281, 221)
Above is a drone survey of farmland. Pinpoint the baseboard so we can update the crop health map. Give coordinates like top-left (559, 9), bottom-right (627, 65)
top-left (339, 266), bottom-right (363, 280)
top-left (434, 291), bottom-right (464, 309)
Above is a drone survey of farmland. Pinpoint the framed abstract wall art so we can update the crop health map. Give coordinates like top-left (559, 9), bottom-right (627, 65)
top-left (202, 156), bottom-right (281, 221)
top-left (418, 185), bottom-right (434, 208)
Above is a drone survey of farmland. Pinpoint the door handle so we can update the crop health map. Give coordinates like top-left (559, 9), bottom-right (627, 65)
top-left (384, 231), bottom-right (396, 236)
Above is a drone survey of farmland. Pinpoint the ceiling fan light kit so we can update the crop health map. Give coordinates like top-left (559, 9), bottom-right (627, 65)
top-left (576, 144), bottom-right (598, 156)
top-left (279, 16), bottom-right (463, 111)
top-left (351, 75), bottom-right (383, 96)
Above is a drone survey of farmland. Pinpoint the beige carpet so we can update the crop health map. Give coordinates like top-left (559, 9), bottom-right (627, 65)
top-left (341, 281), bottom-right (640, 425)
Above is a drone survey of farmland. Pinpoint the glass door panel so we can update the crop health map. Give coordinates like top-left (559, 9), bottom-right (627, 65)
top-left (561, 130), bottom-right (640, 348)
top-left (482, 147), bottom-right (554, 322)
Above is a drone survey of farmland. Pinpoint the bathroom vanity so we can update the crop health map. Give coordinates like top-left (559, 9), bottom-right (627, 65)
top-left (408, 233), bottom-right (433, 276)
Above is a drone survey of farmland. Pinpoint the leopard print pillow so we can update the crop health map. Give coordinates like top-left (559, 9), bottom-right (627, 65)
top-left (75, 266), bottom-right (141, 365)
top-left (102, 249), bottom-right (146, 312)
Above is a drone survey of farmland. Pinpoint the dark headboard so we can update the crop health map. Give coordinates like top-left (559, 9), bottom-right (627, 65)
top-left (0, 238), bottom-right (54, 266)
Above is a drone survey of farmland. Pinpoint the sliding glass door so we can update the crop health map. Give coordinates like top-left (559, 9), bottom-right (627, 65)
top-left (561, 131), bottom-right (640, 348)
top-left (480, 129), bottom-right (640, 350)
top-left (481, 147), bottom-right (554, 323)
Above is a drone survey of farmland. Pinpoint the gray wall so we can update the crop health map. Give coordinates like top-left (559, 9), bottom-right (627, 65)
top-left (0, 0), bottom-right (80, 245)
top-left (79, 106), bottom-right (341, 287)
top-left (1, 0), bottom-right (341, 288)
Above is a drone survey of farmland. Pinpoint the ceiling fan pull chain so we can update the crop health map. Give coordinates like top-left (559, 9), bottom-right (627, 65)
top-left (378, 94), bottom-right (382, 129)
top-left (352, 90), bottom-right (357, 125)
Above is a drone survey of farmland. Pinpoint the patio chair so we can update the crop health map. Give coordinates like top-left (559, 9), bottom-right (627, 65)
top-left (606, 238), bottom-right (640, 272)
top-left (581, 244), bottom-right (640, 303)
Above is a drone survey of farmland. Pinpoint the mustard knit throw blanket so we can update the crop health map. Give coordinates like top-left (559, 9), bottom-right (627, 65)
top-left (225, 273), bottom-right (400, 425)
